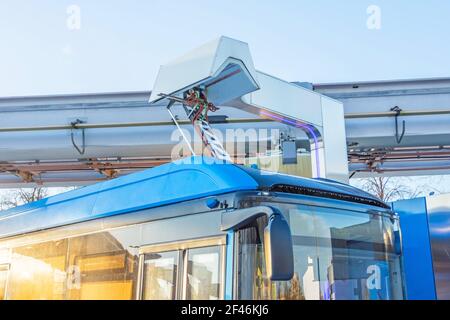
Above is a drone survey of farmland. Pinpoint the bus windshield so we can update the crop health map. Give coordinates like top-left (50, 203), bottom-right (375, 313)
top-left (237, 201), bottom-right (405, 300)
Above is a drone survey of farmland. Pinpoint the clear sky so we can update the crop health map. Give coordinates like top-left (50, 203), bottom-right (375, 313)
top-left (0, 1), bottom-right (450, 200)
top-left (1, 0), bottom-right (450, 97)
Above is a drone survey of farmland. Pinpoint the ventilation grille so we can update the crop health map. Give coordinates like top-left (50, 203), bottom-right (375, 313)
top-left (268, 184), bottom-right (390, 209)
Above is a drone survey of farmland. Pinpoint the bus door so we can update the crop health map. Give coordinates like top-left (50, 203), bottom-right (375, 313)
top-left (137, 236), bottom-right (226, 300)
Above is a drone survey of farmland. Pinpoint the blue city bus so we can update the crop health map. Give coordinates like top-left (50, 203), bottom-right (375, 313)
top-left (0, 157), bottom-right (405, 300)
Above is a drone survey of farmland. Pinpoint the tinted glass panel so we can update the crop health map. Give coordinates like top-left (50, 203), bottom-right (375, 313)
top-left (237, 217), bottom-right (275, 300)
top-left (0, 264), bottom-right (9, 300)
top-left (303, 207), bottom-right (403, 300)
top-left (427, 196), bottom-right (450, 300)
top-left (7, 239), bottom-right (68, 300)
top-left (66, 232), bottom-right (139, 300)
top-left (143, 251), bottom-right (178, 300)
top-left (186, 246), bottom-right (221, 300)
top-left (237, 202), bottom-right (405, 300)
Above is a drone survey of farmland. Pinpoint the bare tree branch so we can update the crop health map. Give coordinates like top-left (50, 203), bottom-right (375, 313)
top-left (0, 187), bottom-right (48, 210)
top-left (359, 177), bottom-right (415, 202)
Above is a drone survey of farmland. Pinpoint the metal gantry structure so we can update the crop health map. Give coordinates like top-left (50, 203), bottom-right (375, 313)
top-left (0, 39), bottom-right (449, 187)
top-left (313, 77), bottom-right (450, 177)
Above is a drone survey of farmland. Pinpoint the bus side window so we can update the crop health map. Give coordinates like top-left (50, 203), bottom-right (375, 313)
top-left (142, 251), bottom-right (179, 300)
top-left (67, 232), bottom-right (139, 300)
top-left (139, 237), bottom-right (225, 300)
top-left (7, 240), bottom-right (68, 300)
top-left (0, 264), bottom-right (9, 300)
top-left (185, 246), bottom-right (222, 300)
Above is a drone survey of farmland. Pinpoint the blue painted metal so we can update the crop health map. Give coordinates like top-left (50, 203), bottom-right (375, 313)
top-left (0, 156), bottom-right (387, 239)
top-left (424, 194), bottom-right (450, 300)
top-left (0, 157), bottom-right (258, 238)
top-left (206, 198), bottom-right (220, 209)
top-left (392, 198), bottom-right (437, 300)
top-left (225, 232), bottom-right (234, 300)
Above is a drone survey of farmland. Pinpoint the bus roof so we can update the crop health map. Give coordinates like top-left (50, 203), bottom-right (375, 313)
top-left (0, 156), bottom-right (387, 239)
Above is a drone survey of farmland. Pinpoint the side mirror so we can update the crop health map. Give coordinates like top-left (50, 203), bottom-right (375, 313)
top-left (264, 214), bottom-right (294, 281)
top-left (220, 206), bottom-right (294, 281)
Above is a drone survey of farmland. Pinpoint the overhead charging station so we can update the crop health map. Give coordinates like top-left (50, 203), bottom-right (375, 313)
top-left (149, 36), bottom-right (349, 183)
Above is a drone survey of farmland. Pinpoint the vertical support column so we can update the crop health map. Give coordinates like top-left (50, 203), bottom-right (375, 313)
top-left (224, 232), bottom-right (235, 300)
top-left (392, 198), bottom-right (437, 300)
top-left (310, 138), bottom-right (326, 179)
top-left (237, 72), bottom-right (349, 183)
top-left (320, 96), bottom-right (349, 183)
